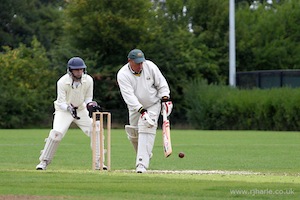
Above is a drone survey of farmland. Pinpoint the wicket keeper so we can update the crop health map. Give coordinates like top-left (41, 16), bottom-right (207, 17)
top-left (36, 57), bottom-right (106, 170)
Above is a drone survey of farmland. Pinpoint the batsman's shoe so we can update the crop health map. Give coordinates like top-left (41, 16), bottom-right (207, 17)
top-left (136, 164), bottom-right (147, 173)
top-left (36, 161), bottom-right (47, 170)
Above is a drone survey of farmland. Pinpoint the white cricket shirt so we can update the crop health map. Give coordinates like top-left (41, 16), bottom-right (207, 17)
top-left (54, 74), bottom-right (93, 111)
top-left (117, 60), bottom-right (170, 112)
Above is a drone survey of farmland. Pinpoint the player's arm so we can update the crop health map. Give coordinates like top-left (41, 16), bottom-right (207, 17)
top-left (55, 78), bottom-right (69, 111)
top-left (149, 62), bottom-right (170, 99)
top-left (56, 82), bottom-right (80, 119)
top-left (117, 72), bottom-right (143, 112)
top-left (84, 75), bottom-right (94, 105)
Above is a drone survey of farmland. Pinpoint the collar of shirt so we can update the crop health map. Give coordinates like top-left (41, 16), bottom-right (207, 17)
top-left (128, 63), bottom-right (142, 77)
top-left (66, 74), bottom-right (87, 88)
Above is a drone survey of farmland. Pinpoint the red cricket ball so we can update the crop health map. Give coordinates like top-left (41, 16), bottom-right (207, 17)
top-left (178, 152), bottom-right (185, 158)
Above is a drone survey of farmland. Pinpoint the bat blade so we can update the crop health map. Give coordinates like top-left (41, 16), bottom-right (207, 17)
top-left (162, 111), bottom-right (172, 157)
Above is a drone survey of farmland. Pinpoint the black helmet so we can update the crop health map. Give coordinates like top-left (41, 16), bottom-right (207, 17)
top-left (67, 57), bottom-right (87, 81)
top-left (67, 57), bottom-right (87, 70)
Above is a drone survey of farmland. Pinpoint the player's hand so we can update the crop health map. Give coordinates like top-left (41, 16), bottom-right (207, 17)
top-left (86, 101), bottom-right (102, 118)
top-left (140, 110), bottom-right (155, 128)
top-left (67, 104), bottom-right (80, 119)
top-left (161, 97), bottom-right (173, 116)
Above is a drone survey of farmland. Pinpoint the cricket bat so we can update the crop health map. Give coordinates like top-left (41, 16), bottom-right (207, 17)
top-left (162, 109), bottom-right (172, 157)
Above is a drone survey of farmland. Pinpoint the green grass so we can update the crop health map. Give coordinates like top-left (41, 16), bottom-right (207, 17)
top-left (0, 129), bottom-right (299, 199)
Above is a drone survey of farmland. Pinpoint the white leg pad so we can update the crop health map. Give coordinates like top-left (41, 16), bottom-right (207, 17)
top-left (125, 125), bottom-right (138, 153)
top-left (39, 130), bottom-right (62, 164)
top-left (90, 121), bottom-right (106, 168)
top-left (136, 132), bottom-right (156, 168)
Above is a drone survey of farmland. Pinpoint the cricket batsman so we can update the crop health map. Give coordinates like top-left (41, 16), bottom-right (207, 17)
top-left (36, 57), bottom-right (106, 170)
top-left (117, 49), bottom-right (173, 173)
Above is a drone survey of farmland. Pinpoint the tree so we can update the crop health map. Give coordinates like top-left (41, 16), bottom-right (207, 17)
top-left (235, 0), bottom-right (300, 71)
top-left (0, 0), bottom-right (65, 51)
top-left (64, 0), bottom-right (153, 68)
top-left (0, 38), bottom-right (56, 128)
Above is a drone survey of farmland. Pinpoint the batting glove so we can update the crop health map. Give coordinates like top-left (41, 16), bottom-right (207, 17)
top-left (139, 107), bottom-right (155, 128)
top-left (161, 97), bottom-right (173, 117)
top-left (86, 101), bottom-right (102, 118)
top-left (67, 104), bottom-right (80, 119)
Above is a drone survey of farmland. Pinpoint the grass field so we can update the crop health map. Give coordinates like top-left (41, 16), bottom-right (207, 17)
top-left (0, 129), bottom-right (299, 199)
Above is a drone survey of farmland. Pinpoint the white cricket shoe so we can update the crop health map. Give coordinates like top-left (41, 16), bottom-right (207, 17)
top-left (36, 161), bottom-right (47, 170)
top-left (136, 164), bottom-right (147, 173)
top-left (95, 162), bottom-right (108, 170)
top-left (95, 165), bottom-right (108, 170)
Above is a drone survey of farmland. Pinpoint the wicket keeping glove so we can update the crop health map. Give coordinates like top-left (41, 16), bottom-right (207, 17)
top-left (161, 96), bottom-right (173, 116)
top-left (67, 104), bottom-right (80, 119)
top-left (139, 107), bottom-right (155, 128)
top-left (86, 101), bottom-right (102, 118)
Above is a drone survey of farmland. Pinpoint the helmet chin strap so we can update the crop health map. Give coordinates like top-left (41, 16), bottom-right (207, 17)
top-left (67, 69), bottom-right (82, 89)
top-left (71, 74), bottom-right (82, 89)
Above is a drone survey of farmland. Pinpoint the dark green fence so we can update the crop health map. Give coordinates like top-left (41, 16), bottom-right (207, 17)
top-left (236, 70), bottom-right (300, 89)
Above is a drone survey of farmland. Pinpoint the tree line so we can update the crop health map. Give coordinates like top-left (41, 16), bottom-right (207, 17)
top-left (0, 0), bottom-right (299, 128)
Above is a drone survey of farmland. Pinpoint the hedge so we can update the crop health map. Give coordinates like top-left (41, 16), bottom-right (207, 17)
top-left (184, 80), bottom-right (300, 130)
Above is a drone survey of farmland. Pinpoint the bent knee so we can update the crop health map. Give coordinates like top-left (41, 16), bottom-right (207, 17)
top-left (48, 129), bottom-right (63, 141)
top-left (125, 125), bottom-right (138, 142)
